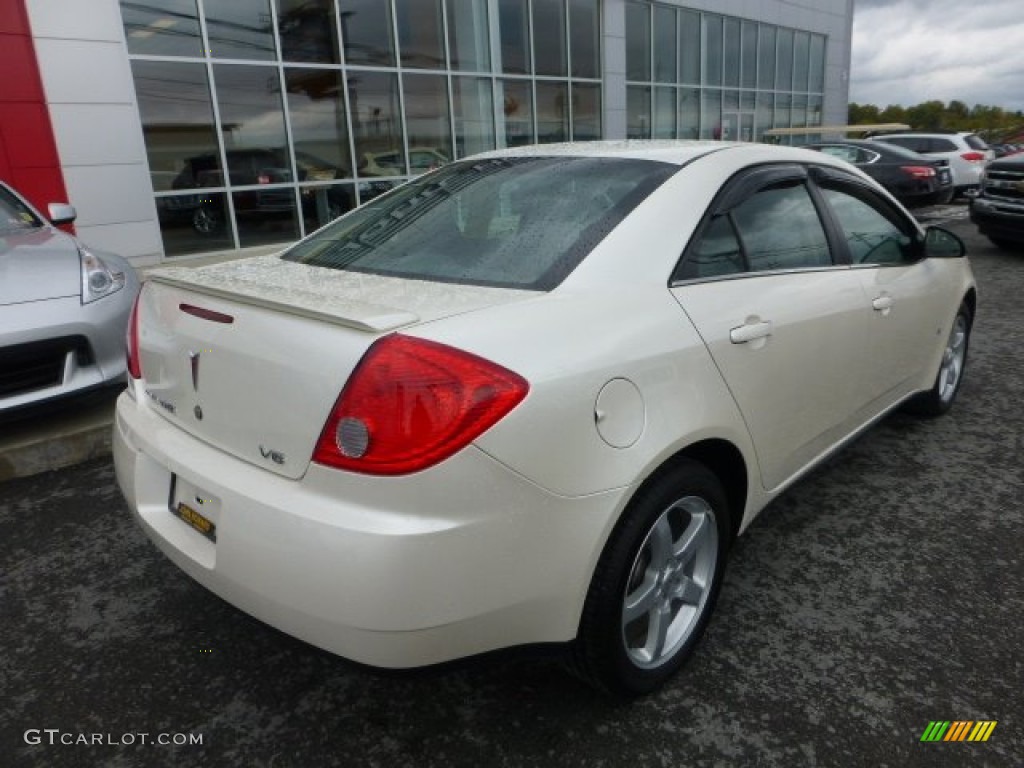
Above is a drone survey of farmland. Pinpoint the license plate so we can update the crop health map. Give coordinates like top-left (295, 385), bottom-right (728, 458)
top-left (940, 170), bottom-right (951, 184)
top-left (172, 500), bottom-right (217, 542)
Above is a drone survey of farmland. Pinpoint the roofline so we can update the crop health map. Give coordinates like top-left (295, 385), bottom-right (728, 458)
top-left (763, 123), bottom-right (911, 137)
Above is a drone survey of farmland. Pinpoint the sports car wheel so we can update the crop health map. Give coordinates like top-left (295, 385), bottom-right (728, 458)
top-left (572, 459), bottom-right (730, 696)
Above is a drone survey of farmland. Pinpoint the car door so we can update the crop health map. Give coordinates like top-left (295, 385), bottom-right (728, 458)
top-left (814, 171), bottom-right (952, 408)
top-left (670, 165), bottom-right (872, 492)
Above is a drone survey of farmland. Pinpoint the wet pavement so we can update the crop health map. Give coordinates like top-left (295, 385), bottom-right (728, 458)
top-left (1, 216), bottom-right (1021, 768)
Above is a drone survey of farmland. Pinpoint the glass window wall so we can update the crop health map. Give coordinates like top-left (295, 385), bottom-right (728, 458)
top-left (341, 0), bottom-right (396, 66)
top-left (723, 17), bottom-right (740, 88)
top-left (498, 0), bottom-right (531, 74)
top-left (453, 77), bottom-right (496, 156)
top-left (679, 10), bottom-right (700, 85)
top-left (500, 79), bottom-right (535, 146)
top-left (569, 0), bottom-right (600, 78)
top-left (627, 86), bottom-right (651, 139)
top-left (277, 0), bottom-right (340, 64)
top-left (204, 0), bottom-right (276, 60)
top-left (123, 0), bottom-right (202, 57)
top-left (447, 0), bottom-right (491, 71)
top-left (536, 81), bottom-right (569, 142)
top-left (626, 2), bottom-right (650, 82)
top-left (396, 0), bottom-right (445, 69)
top-left (533, 0), bottom-right (567, 76)
top-left (625, 4), bottom-right (828, 147)
top-left (653, 5), bottom-right (676, 84)
top-left (571, 82), bottom-right (601, 140)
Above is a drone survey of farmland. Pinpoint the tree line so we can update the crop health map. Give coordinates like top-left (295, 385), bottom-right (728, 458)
top-left (849, 100), bottom-right (1024, 141)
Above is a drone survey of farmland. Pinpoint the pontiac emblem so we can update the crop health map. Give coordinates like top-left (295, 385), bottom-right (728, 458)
top-left (189, 350), bottom-right (200, 391)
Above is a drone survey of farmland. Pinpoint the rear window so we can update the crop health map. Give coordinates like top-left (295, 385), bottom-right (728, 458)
top-left (965, 134), bottom-right (990, 151)
top-left (281, 156), bottom-right (675, 290)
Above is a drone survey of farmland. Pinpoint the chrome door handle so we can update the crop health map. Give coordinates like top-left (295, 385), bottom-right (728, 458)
top-left (872, 295), bottom-right (894, 312)
top-left (729, 320), bottom-right (773, 344)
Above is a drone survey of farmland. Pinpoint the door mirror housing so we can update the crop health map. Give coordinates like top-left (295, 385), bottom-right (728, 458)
top-left (48, 203), bottom-right (77, 225)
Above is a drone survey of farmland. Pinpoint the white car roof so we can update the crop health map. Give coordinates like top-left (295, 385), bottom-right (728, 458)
top-left (469, 140), bottom-right (831, 167)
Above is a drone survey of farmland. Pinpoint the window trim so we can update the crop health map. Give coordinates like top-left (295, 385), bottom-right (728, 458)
top-left (672, 162), bottom-right (837, 285)
top-left (671, 162), bottom-right (927, 286)
top-left (809, 165), bottom-right (924, 268)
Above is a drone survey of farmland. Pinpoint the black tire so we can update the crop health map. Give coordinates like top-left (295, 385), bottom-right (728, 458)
top-left (905, 301), bottom-right (971, 417)
top-left (192, 206), bottom-right (223, 235)
top-left (571, 458), bottom-right (730, 697)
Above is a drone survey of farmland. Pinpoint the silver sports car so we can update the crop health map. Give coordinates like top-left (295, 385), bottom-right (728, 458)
top-left (1, 180), bottom-right (140, 416)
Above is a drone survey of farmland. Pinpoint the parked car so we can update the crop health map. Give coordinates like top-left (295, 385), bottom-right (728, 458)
top-left (868, 132), bottom-right (994, 196)
top-left (114, 142), bottom-right (975, 696)
top-left (358, 147), bottom-right (450, 177)
top-left (989, 143), bottom-right (1024, 158)
top-left (171, 148), bottom-right (353, 234)
top-left (806, 139), bottom-right (954, 206)
top-left (969, 152), bottom-right (1024, 250)
top-left (1, 180), bottom-right (139, 417)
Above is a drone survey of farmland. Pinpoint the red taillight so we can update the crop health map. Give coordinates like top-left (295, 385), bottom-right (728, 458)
top-left (313, 335), bottom-right (529, 475)
top-left (901, 165), bottom-right (936, 179)
top-left (126, 289), bottom-right (143, 379)
top-left (961, 152), bottom-right (986, 163)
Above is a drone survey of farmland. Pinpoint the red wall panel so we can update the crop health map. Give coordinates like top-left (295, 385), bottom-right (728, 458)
top-left (0, 0), bottom-right (70, 219)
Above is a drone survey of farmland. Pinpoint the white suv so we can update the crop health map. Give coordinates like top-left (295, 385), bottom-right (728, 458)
top-left (869, 132), bottom-right (994, 196)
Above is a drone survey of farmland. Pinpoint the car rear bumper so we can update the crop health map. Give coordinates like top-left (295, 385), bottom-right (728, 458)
top-left (113, 388), bottom-right (624, 668)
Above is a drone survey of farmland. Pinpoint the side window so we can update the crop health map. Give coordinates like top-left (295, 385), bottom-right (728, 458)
top-left (677, 215), bottom-right (743, 280)
top-left (932, 139), bottom-right (957, 152)
top-left (731, 182), bottom-right (832, 272)
top-left (855, 148), bottom-right (878, 164)
top-left (818, 146), bottom-right (858, 164)
top-left (821, 187), bottom-right (915, 265)
top-left (965, 134), bottom-right (988, 151)
top-left (889, 137), bottom-right (921, 153)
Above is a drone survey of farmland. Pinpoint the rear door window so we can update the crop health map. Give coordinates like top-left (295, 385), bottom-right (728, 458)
top-left (676, 175), bottom-right (833, 280)
top-left (732, 182), bottom-right (832, 272)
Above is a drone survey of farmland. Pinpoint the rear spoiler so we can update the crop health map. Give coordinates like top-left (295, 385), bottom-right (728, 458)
top-left (147, 255), bottom-right (419, 333)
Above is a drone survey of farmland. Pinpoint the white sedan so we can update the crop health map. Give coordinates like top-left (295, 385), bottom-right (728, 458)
top-left (114, 141), bottom-right (975, 696)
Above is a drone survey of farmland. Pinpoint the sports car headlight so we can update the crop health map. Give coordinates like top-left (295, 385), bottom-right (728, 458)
top-left (80, 248), bottom-right (126, 304)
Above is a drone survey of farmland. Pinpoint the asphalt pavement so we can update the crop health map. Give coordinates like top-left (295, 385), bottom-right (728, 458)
top-left (1, 214), bottom-right (1021, 768)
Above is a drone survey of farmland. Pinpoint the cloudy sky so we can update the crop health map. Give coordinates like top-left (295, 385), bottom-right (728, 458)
top-left (850, 0), bottom-right (1024, 111)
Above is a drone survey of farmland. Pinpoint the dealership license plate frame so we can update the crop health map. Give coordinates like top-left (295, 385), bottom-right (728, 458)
top-left (168, 475), bottom-right (217, 543)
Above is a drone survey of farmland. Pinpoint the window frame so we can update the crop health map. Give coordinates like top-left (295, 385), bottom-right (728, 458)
top-left (810, 165), bottom-right (924, 268)
top-left (671, 162), bottom-right (924, 285)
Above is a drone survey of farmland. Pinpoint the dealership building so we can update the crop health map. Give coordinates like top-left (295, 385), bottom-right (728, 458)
top-left (2, 0), bottom-right (854, 266)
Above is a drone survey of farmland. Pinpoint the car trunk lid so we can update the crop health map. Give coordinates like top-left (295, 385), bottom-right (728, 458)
top-left (138, 255), bottom-right (536, 479)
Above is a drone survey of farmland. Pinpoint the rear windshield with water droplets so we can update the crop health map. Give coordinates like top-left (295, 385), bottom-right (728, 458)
top-left (281, 156), bottom-right (676, 290)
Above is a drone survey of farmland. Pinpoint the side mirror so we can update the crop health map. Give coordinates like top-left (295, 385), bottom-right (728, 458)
top-left (48, 203), bottom-right (77, 225)
top-left (924, 226), bottom-right (965, 258)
